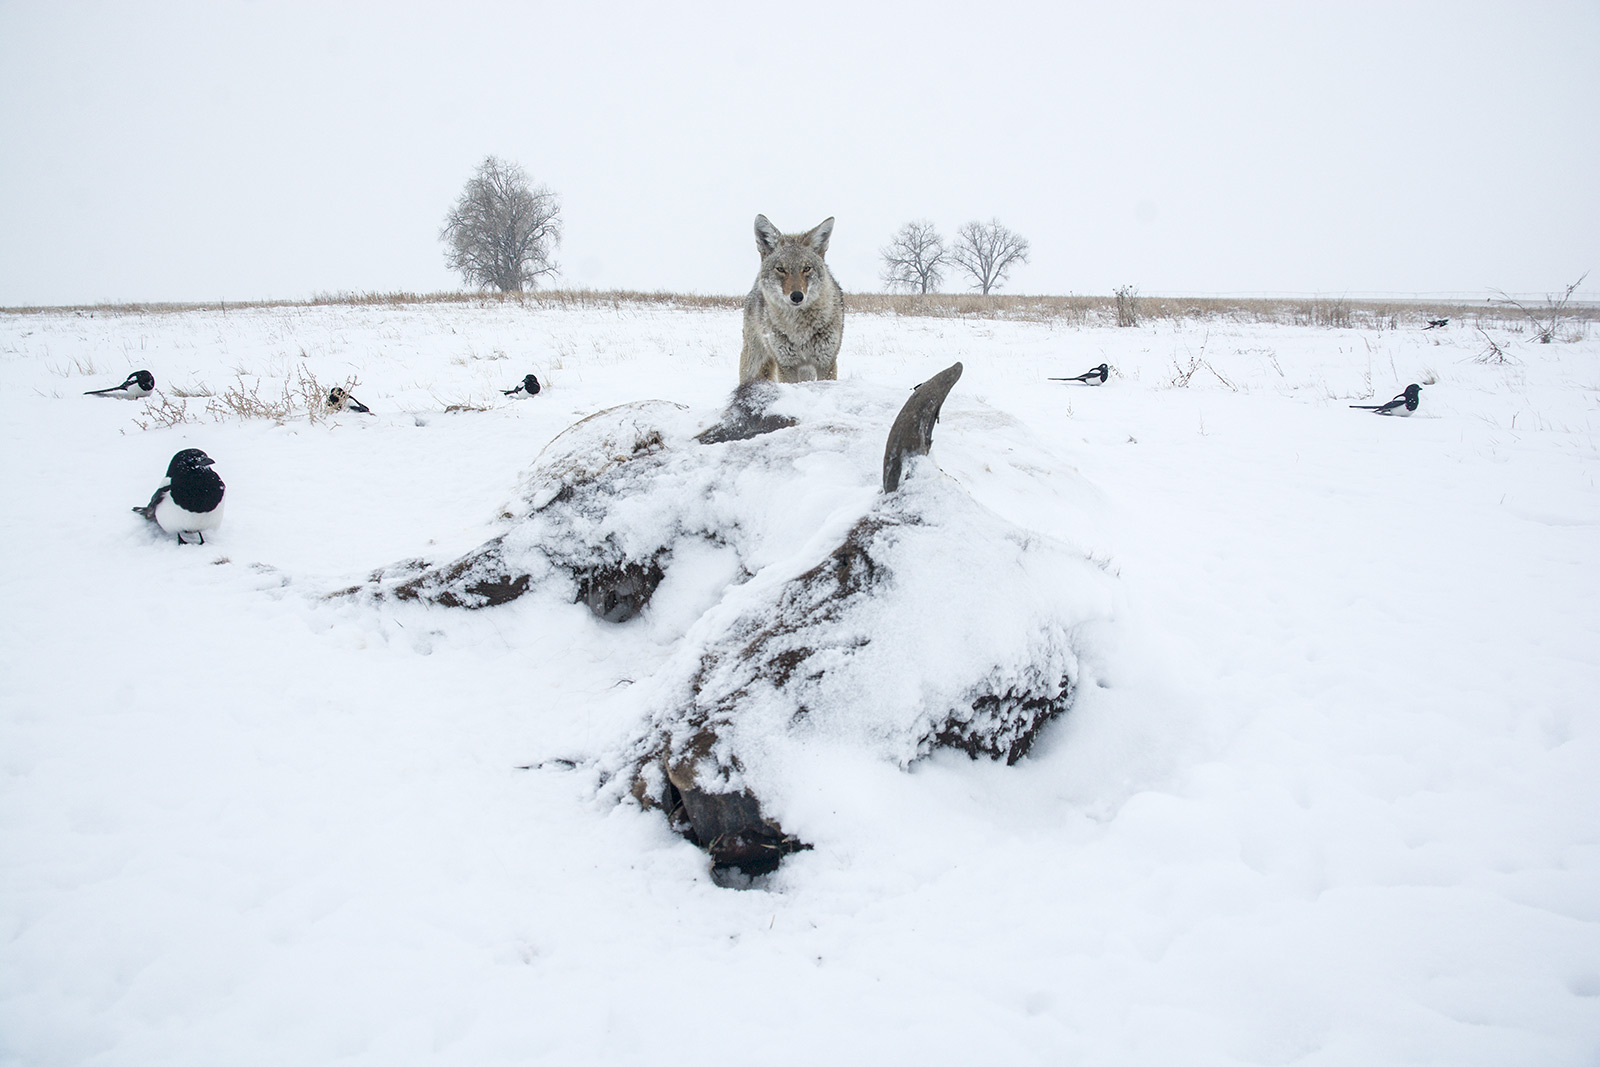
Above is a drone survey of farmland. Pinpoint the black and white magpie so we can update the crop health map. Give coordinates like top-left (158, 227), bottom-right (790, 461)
top-left (1049, 363), bottom-right (1109, 385)
top-left (327, 387), bottom-right (372, 414)
top-left (1423, 318), bottom-right (1449, 330)
top-left (502, 374), bottom-right (542, 398)
top-left (84, 370), bottom-right (155, 399)
top-left (133, 448), bottom-right (226, 544)
top-left (1350, 383), bottom-right (1422, 416)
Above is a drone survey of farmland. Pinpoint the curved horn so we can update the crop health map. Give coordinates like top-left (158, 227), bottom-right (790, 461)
top-left (882, 362), bottom-right (963, 493)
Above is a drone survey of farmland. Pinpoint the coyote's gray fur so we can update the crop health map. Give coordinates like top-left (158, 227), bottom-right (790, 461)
top-left (739, 215), bottom-right (844, 384)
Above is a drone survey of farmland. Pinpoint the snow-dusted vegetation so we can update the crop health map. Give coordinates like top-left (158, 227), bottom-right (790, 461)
top-left (2, 298), bottom-right (1597, 1064)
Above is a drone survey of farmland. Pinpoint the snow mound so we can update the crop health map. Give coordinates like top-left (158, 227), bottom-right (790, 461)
top-left (359, 370), bottom-right (1120, 879)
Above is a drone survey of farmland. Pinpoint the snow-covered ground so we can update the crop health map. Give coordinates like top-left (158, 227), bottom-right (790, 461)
top-left (2, 300), bottom-right (1596, 1065)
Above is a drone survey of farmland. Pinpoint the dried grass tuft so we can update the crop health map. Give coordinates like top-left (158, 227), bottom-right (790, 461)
top-left (7, 288), bottom-right (1593, 332)
top-left (132, 364), bottom-right (356, 430)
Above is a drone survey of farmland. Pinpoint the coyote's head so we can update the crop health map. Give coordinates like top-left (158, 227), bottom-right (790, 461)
top-left (754, 214), bottom-right (834, 309)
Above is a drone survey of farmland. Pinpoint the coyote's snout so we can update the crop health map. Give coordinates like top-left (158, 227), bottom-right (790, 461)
top-left (739, 214), bottom-right (844, 384)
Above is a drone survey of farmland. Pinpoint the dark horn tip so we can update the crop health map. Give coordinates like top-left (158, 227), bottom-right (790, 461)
top-left (882, 362), bottom-right (964, 493)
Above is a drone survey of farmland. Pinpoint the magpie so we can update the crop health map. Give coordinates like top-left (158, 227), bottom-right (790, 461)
top-left (1049, 363), bottom-right (1109, 385)
top-left (1423, 318), bottom-right (1449, 330)
top-left (1350, 383), bottom-right (1422, 416)
top-left (327, 387), bottom-right (372, 414)
top-left (133, 448), bottom-right (226, 544)
top-left (84, 370), bottom-right (155, 399)
top-left (502, 373), bottom-right (542, 398)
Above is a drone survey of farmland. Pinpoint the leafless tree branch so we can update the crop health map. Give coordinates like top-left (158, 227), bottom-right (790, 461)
top-left (1490, 270), bottom-right (1589, 343)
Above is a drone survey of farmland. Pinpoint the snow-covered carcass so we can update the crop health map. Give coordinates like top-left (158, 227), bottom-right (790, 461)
top-left (354, 365), bottom-right (1119, 881)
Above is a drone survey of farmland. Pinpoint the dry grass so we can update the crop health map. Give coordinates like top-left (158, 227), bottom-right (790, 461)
top-left (842, 292), bottom-right (1584, 331)
top-left (5, 288), bottom-right (1594, 332)
top-left (1114, 285), bottom-right (1140, 328)
top-left (1, 290), bottom-right (746, 317)
top-left (131, 364), bottom-right (353, 431)
top-left (1472, 328), bottom-right (1518, 365)
top-left (131, 392), bottom-right (198, 430)
top-left (206, 368), bottom-right (308, 423)
top-left (1491, 271), bottom-right (1590, 343)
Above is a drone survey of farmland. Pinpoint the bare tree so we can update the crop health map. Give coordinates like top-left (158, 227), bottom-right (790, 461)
top-left (880, 220), bottom-right (947, 294)
top-left (1491, 270), bottom-right (1589, 343)
top-left (950, 218), bottom-right (1030, 295)
top-left (440, 156), bottom-right (562, 292)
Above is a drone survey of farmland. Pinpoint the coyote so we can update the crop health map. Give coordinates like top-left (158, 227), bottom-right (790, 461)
top-left (739, 214), bottom-right (844, 384)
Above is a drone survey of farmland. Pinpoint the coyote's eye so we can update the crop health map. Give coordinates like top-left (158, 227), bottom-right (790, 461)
top-left (803, 266), bottom-right (812, 274)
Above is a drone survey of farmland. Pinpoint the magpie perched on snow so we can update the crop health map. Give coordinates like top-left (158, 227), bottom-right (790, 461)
top-left (1350, 383), bottom-right (1422, 416)
top-left (133, 448), bottom-right (226, 544)
top-left (502, 374), bottom-right (542, 398)
top-left (1049, 363), bottom-right (1109, 385)
top-left (84, 370), bottom-right (155, 399)
top-left (327, 387), bottom-right (372, 414)
top-left (1423, 318), bottom-right (1449, 330)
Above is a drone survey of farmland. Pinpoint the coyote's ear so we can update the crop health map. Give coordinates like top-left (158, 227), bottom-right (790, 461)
top-left (804, 217), bottom-right (835, 257)
top-left (754, 214), bottom-right (782, 257)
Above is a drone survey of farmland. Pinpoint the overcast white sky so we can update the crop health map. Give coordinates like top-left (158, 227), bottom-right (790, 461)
top-left (2, 0), bottom-right (1596, 305)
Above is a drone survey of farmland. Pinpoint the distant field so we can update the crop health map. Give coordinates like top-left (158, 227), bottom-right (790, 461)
top-left (5, 288), bottom-right (1596, 335)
